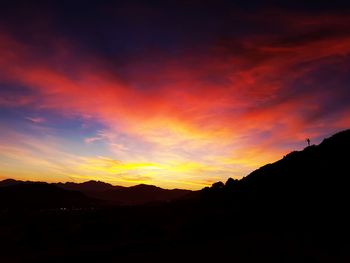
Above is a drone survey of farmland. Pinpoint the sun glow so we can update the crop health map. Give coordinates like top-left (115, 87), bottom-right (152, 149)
top-left (1, 9), bottom-right (350, 189)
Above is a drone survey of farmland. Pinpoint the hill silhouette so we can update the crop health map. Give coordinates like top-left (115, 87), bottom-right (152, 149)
top-left (0, 129), bottom-right (349, 262)
top-left (0, 182), bottom-right (96, 209)
top-left (0, 179), bottom-right (193, 206)
top-left (57, 181), bottom-right (193, 205)
top-left (87, 184), bottom-right (193, 205)
top-left (56, 180), bottom-right (117, 192)
top-left (202, 129), bottom-right (350, 219)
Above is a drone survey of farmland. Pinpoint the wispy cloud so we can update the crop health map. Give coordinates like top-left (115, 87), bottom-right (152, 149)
top-left (84, 137), bottom-right (102, 144)
top-left (26, 117), bottom-right (45, 124)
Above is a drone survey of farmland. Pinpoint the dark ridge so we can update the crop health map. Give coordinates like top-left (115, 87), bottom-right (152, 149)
top-left (56, 180), bottom-right (118, 192)
top-left (0, 182), bottom-right (97, 209)
top-left (0, 178), bottom-right (20, 187)
top-left (94, 184), bottom-right (193, 205)
top-left (202, 129), bottom-right (350, 222)
top-left (0, 179), bottom-right (193, 206)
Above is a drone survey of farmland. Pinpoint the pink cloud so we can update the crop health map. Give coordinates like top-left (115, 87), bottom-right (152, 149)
top-left (26, 117), bottom-right (45, 124)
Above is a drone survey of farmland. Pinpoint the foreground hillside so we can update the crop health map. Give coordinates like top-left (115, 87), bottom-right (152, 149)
top-left (0, 129), bottom-right (349, 262)
top-left (203, 129), bottom-right (350, 221)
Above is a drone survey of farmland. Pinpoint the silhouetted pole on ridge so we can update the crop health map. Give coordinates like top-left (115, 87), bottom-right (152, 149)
top-left (306, 138), bottom-right (310, 146)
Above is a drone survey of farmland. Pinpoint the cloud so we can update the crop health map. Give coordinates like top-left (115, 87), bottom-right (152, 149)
top-left (1, 10), bottom-right (350, 188)
top-left (84, 137), bottom-right (102, 144)
top-left (26, 117), bottom-right (45, 124)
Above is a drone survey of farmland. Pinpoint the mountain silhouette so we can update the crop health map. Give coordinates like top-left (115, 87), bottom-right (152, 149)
top-left (56, 180), bottom-right (117, 192)
top-left (0, 182), bottom-right (96, 209)
top-left (203, 129), bottom-right (350, 216)
top-left (0, 179), bottom-right (193, 206)
top-left (89, 184), bottom-right (193, 205)
top-left (57, 181), bottom-right (193, 205)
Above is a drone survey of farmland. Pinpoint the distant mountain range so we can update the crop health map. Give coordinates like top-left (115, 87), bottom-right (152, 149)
top-left (57, 181), bottom-right (193, 205)
top-left (0, 178), bottom-right (193, 208)
top-left (1, 129), bottom-right (350, 211)
top-left (0, 181), bottom-right (95, 209)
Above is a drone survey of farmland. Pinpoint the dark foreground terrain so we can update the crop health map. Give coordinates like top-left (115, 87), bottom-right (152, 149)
top-left (1, 130), bottom-right (350, 262)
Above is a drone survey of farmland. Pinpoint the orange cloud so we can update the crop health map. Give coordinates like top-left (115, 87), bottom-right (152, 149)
top-left (1, 12), bottom-right (350, 188)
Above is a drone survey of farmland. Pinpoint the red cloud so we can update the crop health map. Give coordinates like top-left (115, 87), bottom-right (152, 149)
top-left (1, 11), bottom-right (350, 186)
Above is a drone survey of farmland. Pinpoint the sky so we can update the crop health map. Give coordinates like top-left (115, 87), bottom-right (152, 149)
top-left (1, 1), bottom-right (350, 189)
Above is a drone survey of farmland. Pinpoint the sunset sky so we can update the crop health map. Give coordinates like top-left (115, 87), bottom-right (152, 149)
top-left (1, 1), bottom-right (350, 189)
